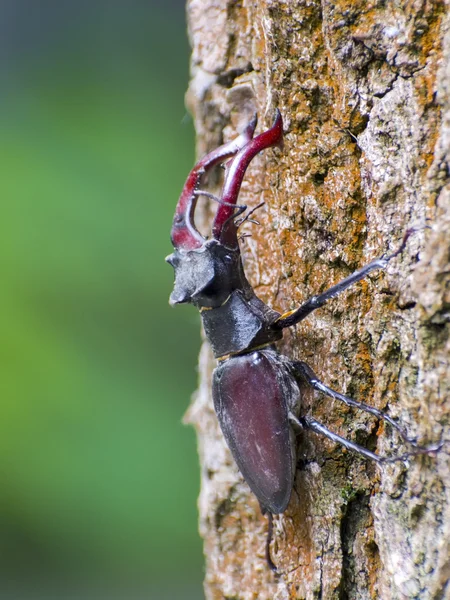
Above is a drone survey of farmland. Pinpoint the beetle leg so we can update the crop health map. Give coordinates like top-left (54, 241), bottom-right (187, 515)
top-left (293, 415), bottom-right (442, 463)
top-left (288, 411), bottom-right (304, 432)
top-left (259, 505), bottom-right (278, 572)
top-left (291, 361), bottom-right (443, 460)
top-left (274, 229), bottom-right (415, 329)
top-left (292, 361), bottom-right (418, 444)
top-left (292, 414), bottom-right (382, 461)
top-left (264, 511), bottom-right (277, 572)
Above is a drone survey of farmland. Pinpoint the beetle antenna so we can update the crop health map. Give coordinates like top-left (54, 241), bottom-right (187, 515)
top-left (265, 512), bottom-right (278, 572)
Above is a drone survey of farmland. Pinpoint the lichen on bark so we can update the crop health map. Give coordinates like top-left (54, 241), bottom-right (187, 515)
top-left (183, 1), bottom-right (450, 598)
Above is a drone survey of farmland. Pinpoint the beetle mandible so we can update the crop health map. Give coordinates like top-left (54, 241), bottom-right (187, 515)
top-left (166, 111), bottom-right (440, 571)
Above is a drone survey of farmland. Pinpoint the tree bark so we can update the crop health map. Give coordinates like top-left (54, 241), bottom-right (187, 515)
top-left (183, 2), bottom-right (450, 598)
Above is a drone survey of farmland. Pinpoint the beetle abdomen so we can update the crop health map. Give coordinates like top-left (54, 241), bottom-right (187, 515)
top-left (212, 349), bottom-right (299, 514)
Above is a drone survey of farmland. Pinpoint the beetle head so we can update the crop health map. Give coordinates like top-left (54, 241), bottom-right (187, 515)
top-left (166, 240), bottom-right (243, 308)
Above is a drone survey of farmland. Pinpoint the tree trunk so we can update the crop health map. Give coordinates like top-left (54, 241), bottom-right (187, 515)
top-left (183, 2), bottom-right (450, 598)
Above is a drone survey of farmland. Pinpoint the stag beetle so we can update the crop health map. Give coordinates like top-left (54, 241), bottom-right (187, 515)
top-left (166, 111), bottom-right (440, 571)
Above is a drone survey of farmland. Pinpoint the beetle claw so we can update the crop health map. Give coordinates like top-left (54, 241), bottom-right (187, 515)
top-left (212, 110), bottom-right (283, 247)
top-left (170, 114), bottom-right (258, 250)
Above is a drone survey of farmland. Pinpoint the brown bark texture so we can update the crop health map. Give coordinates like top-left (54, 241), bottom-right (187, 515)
top-left (183, 1), bottom-right (450, 599)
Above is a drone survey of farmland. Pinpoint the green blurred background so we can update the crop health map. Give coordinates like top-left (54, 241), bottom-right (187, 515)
top-left (1, 1), bottom-right (204, 598)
